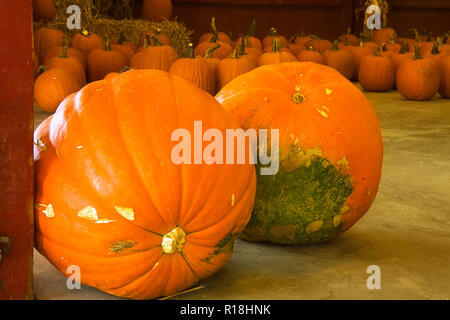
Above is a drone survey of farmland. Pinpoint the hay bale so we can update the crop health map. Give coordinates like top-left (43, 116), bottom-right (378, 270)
top-left (34, 0), bottom-right (192, 57)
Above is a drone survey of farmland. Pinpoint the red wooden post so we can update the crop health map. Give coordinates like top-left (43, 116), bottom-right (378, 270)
top-left (0, 0), bottom-right (34, 299)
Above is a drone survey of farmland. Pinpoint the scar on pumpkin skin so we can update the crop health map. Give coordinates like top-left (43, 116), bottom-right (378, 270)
top-left (231, 194), bottom-right (236, 207)
top-left (325, 88), bottom-right (333, 95)
top-left (34, 138), bottom-right (46, 150)
top-left (95, 218), bottom-right (117, 224)
top-left (337, 156), bottom-right (349, 171)
top-left (317, 108), bottom-right (328, 118)
top-left (78, 206), bottom-right (98, 221)
top-left (109, 240), bottom-right (137, 253)
top-left (37, 204), bottom-right (54, 218)
top-left (115, 206), bottom-right (135, 221)
top-left (306, 220), bottom-right (324, 233)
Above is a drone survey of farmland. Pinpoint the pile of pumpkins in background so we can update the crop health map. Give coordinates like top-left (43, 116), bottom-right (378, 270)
top-left (33, 16), bottom-right (450, 113)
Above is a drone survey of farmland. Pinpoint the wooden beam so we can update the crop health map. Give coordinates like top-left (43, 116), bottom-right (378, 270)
top-left (173, 0), bottom-right (345, 6)
top-left (0, 0), bottom-right (34, 300)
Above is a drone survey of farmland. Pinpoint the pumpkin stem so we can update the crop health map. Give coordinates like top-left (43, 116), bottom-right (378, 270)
top-left (37, 65), bottom-right (48, 74)
top-left (307, 46), bottom-right (314, 51)
top-left (244, 35), bottom-right (253, 48)
top-left (398, 41), bottom-right (406, 54)
top-left (118, 31), bottom-right (126, 45)
top-left (413, 42), bottom-right (423, 60)
top-left (187, 43), bottom-right (194, 58)
top-left (272, 38), bottom-right (281, 53)
top-left (374, 46), bottom-right (382, 57)
top-left (430, 41), bottom-right (439, 55)
top-left (332, 40), bottom-right (339, 51)
top-left (203, 44), bottom-right (220, 58)
top-left (290, 34), bottom-right (299, 44)
top-left (81, 29), bottom-right (90, 37)
top-left (346, 27), bottom-right (351, 35)
top-left (389, 31), bottom-right (395, 44)
top-left (381, 43), bottom-right (388, 52)
top-left (232, 46), bottom-right (241, 59)
top-left (105, 34), bottom-right (111, 51)
top-left (59, 36), bottom-right (69, 58)
top-left (405, 42), bottom-right (410, 52)
top-left (248, 19), bottom-right (257, 37)
top-left (206, 17), bottom-right (220, 43)
top-left (151, 35), bottom-right (164, 47)
top-left (144, 34), bottom-right (151, 48)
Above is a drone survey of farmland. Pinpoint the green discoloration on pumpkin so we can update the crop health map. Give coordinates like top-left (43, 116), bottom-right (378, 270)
top-left (242, 147), bottom-right (353, 244)
top-left (201, 231), bottom-right (238, 264)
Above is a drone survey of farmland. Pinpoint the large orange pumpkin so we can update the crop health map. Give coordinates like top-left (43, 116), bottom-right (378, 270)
top-left (34, 70), bottom-right (256, 299)
top-left (216, 62), bottom-right (383, 244)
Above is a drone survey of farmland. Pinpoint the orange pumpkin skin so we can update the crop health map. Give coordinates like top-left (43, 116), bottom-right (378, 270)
top-left (347, 43), bottom-right (373, 81)
top-left (216, 62), bottom-right (383, 244)
top-left (323, 41), bottom-right (355, 80)
top-left (46, 53), bottom-right (86, 87)
top-left (439, 56), bottom-right (450, 98)
top-left (34, 70), bottom-right (256, 299)
top-left (33, 68), bottom-right (81, 112)
top-left (87, 45), bottom-right (127, 82)
top-left (371, 28), bottom-right (397, 46)
top-left (396, 46), bottom-right (440, 101)
top-left (296, 47), bottom-right (325, 65)
top-left (216, 49), bottom-right (256, 89)
top-left (33, 0), bottom-right (56, 21)
top-left (142, 0), bottom-right (173, 22)
top-left (359, 50), bottom-right (395, 92)
top-left (34, 27), bottom-right (65, 62)
top-left (258, 39), bottom-right (297, 66)
top-left (194, 41), bottom-right (233, 60)
top-left (71, 31), bottom-right (105, 58)
top-left (110, 43), bottom-right (135, 64)
top-left (130, 41), bottom-right (179, 71)
top-left (169, 45), bottom-right (216, 94)
top-left (304, 39), bottom-right (333, 54)
top-left (338, 29), bottom-right (359, 46)
top-left (44, 45), bottom-right (87, 70)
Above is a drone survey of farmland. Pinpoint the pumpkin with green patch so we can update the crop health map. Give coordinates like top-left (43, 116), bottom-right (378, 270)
top-left (216, 62), bottom-right (383, 244)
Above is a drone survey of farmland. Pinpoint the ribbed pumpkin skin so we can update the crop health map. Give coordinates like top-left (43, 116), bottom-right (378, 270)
top-left (216, 62), bottom-right (383, 244)
top-left (44, 46), bottom-right (87, 70)
top-left (130, 45), bottom-right (179, 71)
top-left (396, 56), bottom-right (440, 100)
top-left (34, 27), bottom-right (65, 62)
top-left (34, 70), bottom-right (256, 300)
top-left (235, 36), bottom-right (262, 51)
top-left (323, 45), bottom-right (355, 80)
top-left (216, 56), bottom-right (256, 89)
top-left (87, 48), bottom-right (127, 82)
top-left (46, 55), bottom-right (86, 87)
top-left (199, 32), bottom-right (232, 45)
top-left (71, 32), bottom-right (105, 58)
top-left (347, 45), bottom-right (373, 81)
top-left (257, 50), bottom-right (297, 66)
top-left (110, 43), bottom-right (135, 64)
top-left (169, 56), bottom-right (216, 95)
top-left (304, 39), bottom-right (333, 54)
top-left (296, 49), bottom-right (325, 65)
top-left (33, 68), bottom-right (81, 112)
top-left (359, 53), bottom-right (395, 92)
top-left (371, 28), bottom-right (397, 45)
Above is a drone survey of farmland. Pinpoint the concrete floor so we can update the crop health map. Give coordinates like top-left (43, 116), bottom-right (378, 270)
top-left (33, 87), bottom-right (450, 300)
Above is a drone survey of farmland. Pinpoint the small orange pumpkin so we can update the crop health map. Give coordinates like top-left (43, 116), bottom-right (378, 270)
top-left (323, 40), bottom-right (355, 80)
top-left (34, 27), bottom-right (65, 62)
top-left (199, 17), bottom-right (232, 45)
top-left (46, 42), bottom-right (86, 87)
top-left (258, 38), bottom-right (297, 66)
top-left (194, 29), bottom-right (233, 60)
top-left (216, 46), bottom-right (256, 89)
top-left (138, 28), bottom-right (170, 48)
top-left (359, 47), bottom-right (395, 92)
top-left (33, 67), bottom-right (81, 112)
top-left (262, 27), bottom-right (289, 49)
top-left (296, 46), bottom-right (325, 65)
top-left (87, 36), bottom-right (128, 82)
top-left (44, 37), bottom-right (87, 70)
top-left (338, 28), bottom-right (359, 46)
top-left (396, 43), bottom-right (440, 100)
top-left (169, 43), bottom-right (215, 95)
top-left (70, 30), bottom-right (105, 58)
top-left (130, 35), bottom-right (179, 71)
top-left (346, 41), bottom-right (373, 81)
top-left (304, 37), bottom-right (333, 54)
top-left (234, 19), bottom-right (262, 51)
